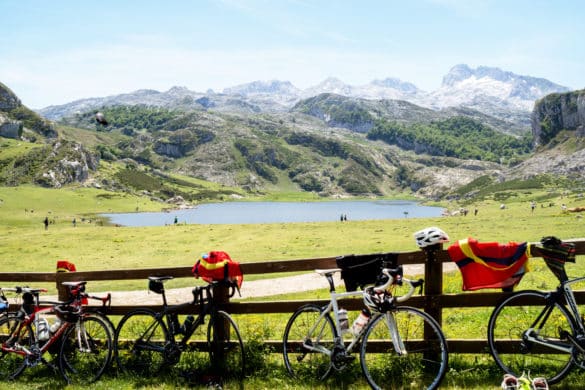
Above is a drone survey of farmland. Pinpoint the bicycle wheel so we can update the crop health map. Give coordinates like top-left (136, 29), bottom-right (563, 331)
top-left (360, 307), bottom-right (448, 390)
top-left (114, 309), bottom-right (171, 377)
top-left (283, 304), bottom-right (336, 381)
top-left (0, 313), bottom-right (31, 380)
top-left (487, 290), bottom-right (576, 385)
top-left (59, 315), bottom-right (112, 384)
top-left (207, 310), bottom-right (245, 381)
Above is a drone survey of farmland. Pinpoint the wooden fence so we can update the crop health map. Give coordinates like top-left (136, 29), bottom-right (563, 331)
top-left (2, 238), bottom-right (585, 354)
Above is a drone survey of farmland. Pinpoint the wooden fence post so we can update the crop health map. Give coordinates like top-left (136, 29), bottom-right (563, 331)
top-left (211, 283), bottom-right (231, 374)
top-left (423, 244), bottom-right (443, 325)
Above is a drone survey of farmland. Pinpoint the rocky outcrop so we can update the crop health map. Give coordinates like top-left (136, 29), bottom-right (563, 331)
top-left (0, 82), bottom-right (21, 110)
top-left (153, 140), bottom-right (185, 158)
top-left (531, 90), bottom-right (585, 146)
top-left (0, 82), bottom-right (57, 139)
top-left (0, 113), bottom-right (22, 139)
top-left (36, 141), bottom-right (99, 188)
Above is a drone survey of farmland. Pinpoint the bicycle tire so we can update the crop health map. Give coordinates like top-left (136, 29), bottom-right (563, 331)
top-left (0, 313), bottom-right (31, 380)
top-left (59, 315), bottom-right (112, 384)
top-left (282, 304), bottom-right (336, 381)
top-left (360, 306), bottom-right (448, 390)
top-left (207, 310), bottom-right (245, 381)
top-left (114, 308), bottom-right (171, 377)
top-left (487, 290), bottom-right (576, 385)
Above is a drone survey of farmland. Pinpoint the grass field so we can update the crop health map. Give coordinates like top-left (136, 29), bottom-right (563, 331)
top-left (1, 184), bottom-right (585, 389)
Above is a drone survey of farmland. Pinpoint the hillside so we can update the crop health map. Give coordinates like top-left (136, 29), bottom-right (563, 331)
top-left (3, 79), bottom-right (585, 203)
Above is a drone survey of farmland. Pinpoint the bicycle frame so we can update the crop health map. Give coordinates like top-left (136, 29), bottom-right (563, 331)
top-left (2, 302), bottom-right (69, 361)
top-left (303, 269), bottom-right (409, 358)
top-left (137, 282), bottom-right (220, 356)
top-left (303, 288), bottom-right (365, 357)
top-left (163, 292), bottom-right (213, 347)
top-left (522, 276), bottom-right (585, 354)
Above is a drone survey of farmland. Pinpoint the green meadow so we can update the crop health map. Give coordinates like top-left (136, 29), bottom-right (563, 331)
top-left (1, 184), bottom-right (585, 389)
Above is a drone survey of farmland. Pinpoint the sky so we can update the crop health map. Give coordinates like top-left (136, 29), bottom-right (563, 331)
top-left (1, 0), bottom-right (584, 109)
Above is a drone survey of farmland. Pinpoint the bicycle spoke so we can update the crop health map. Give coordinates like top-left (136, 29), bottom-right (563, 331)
top-left (361, 308), bottom-right (448, 390)
top-left (283, 304), bottom-right (335, 381)
top-left (115, 309), bottom-right (169, 377)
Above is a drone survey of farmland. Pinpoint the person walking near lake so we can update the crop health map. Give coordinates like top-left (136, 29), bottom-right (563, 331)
top-left (44, 216), bottom-right (49, 230)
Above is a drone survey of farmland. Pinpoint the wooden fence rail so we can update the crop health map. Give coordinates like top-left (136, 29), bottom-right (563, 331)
top-left (2, 238), bottom-right (585, 354)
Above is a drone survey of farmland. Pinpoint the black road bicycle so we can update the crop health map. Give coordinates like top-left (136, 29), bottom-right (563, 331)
top-left (487, 237), bottom-right (585, 385)
top-left (114, 276), bottom-right (244, 383)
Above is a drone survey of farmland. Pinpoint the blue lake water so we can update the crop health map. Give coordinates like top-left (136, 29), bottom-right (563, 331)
top-left (102, 200), bottom-right (444, 226)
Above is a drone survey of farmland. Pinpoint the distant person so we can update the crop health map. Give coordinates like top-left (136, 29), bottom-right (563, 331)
top-left (174, 216), bottom-right (178, 224)
top-left (530, 201), bottom-right (536, 213)
top-left (72, 218), bottom-right (76, 227)
top-left (474, 208), bottom-right (478, 216)
top-left (44, 216), bottom-right (49, 230)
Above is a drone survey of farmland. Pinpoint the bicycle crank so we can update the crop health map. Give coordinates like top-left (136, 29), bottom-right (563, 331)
top-left (164, 342), bottom-right (182, 365)
top-left (331, 344), bottom-right (354, 371)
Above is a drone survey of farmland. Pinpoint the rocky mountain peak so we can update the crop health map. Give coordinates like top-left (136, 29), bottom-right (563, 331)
top-left (223, 80), bottom-right (301, 96)
top-left (370, 78), bottom-right (419, 93)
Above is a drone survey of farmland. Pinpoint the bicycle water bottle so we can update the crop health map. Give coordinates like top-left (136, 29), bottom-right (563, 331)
top-left (352, 309), bottom-right (370, 336)
top-left (37, 318), bottom-right (50, 341)
top-left (50, 318), bottom-right (62, 334)
top-left (338, 309), bottom-right (349, 333)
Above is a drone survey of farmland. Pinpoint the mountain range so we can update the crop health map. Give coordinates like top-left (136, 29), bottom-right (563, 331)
top-left (2, 64), bottom-right (583, 202)
top-left (38, 64), bottom-right (570, 131)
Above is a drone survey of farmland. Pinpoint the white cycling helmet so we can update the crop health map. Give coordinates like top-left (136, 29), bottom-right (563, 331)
top-left (414, 227), bottom-right (449, 248)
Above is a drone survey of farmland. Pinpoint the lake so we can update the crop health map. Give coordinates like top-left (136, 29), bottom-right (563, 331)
top-left (101, 200), bottom-right (444, 226)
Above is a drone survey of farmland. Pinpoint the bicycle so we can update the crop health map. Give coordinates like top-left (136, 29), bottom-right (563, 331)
top-left (113, 276), bottom-right (245, 383)
top-left (0, 282), bottom-right (113, 384)
top-left (487, 236), bottom-right (585, 385)
top-left (282, 264), bottom-right (448, 390)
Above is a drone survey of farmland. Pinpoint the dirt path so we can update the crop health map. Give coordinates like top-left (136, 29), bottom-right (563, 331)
top-left (101, 263), bottom-right (457, 306)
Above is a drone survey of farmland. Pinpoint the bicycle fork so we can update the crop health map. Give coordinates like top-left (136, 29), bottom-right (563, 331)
top-left (75, 322), bottom-right (93, 353)
top-left (385, 312), bottom-right (407, 356)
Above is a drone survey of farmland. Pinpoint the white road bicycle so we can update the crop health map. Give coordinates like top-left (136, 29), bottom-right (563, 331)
top-left (282, 265), bottom-right (448, 390)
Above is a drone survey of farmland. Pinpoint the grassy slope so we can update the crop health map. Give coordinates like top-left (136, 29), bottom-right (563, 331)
top-left (1, 185), bottom-right (584, 287)
top-left (1, 185), bottom-right (585, 389)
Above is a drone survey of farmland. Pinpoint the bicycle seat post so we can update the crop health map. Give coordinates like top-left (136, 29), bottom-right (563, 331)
top-left (325, 274), bottom-right (336, 293)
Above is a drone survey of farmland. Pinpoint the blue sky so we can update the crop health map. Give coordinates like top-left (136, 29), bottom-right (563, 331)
top-left (1, 0), bottom-right (583, 108)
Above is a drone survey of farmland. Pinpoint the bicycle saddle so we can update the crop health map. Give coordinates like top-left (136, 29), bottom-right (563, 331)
top-left (148, 275), bottom-right (174, 282)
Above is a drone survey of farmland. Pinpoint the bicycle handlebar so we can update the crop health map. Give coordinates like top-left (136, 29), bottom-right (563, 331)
top-left (192, 279), bottom-right (239, 304)
top-left (83, 292), bottom-right (112, 310)
top-left (373, 266), bottom-right (424, 303)
top-left (0, 287), bottom-right (48, 295)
